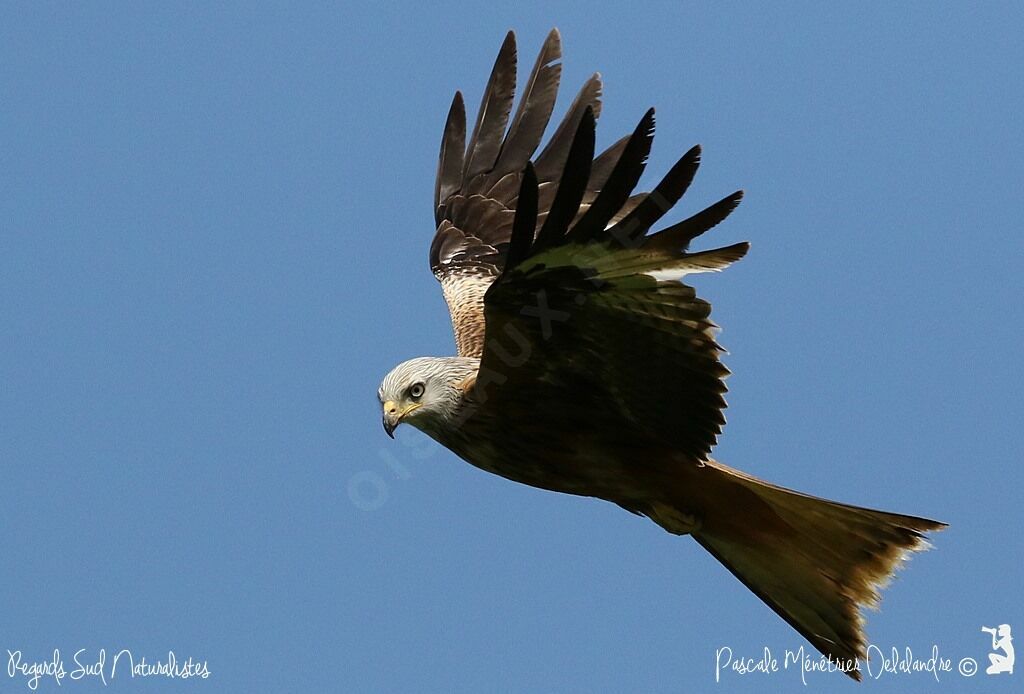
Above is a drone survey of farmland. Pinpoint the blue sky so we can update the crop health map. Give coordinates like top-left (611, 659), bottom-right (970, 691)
top-left (2, 2), bottom-right (1022, 692)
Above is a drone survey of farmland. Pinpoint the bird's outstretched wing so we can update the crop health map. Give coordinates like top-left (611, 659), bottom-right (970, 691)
top-left (431, 29), bottom-right (642, 357)
top-left (475, 109), bottom-right (746, 462)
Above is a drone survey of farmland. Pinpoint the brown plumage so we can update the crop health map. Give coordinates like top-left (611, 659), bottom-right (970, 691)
top-left (383, 29), bottom-right (945, 680)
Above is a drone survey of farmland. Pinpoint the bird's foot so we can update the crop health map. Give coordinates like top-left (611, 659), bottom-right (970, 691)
top-left (647, 501), bottom-right (703, 536)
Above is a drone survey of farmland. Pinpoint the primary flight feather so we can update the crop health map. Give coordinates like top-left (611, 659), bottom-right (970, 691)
top-left (378, 29), bottom-right (944, 679)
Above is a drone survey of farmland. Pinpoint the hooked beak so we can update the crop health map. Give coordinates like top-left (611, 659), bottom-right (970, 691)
top-left (382, 400), bottom-right (419, 439)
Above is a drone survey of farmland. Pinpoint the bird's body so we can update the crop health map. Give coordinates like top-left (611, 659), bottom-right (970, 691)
top-left (411, 361), bottom-right (662, 501)
top-left (377, 30), bottom-right (945, 679)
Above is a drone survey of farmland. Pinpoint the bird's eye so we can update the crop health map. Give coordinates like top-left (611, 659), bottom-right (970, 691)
top-left (408, 383), bottom-right (425, 400)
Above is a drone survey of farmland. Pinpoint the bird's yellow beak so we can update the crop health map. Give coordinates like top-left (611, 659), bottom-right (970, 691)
top-left (382, 401), bottom-right (421, 438)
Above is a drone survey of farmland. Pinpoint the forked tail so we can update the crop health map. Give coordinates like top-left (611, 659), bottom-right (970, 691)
top-left (687, 460), bottom-right (946, 680)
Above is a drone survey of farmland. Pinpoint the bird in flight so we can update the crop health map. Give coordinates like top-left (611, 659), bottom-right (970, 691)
top-left (377, 29), bottom-right (944, 678)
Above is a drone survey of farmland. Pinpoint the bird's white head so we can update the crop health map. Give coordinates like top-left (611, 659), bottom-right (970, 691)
top-left (378, 356), bottom-right (478, 438)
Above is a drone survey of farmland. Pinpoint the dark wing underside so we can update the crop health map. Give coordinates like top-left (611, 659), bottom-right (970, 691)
top-left (430, 30), bottom-right (642, 357)
top-left (475, 108), bottom-right (746, 462)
